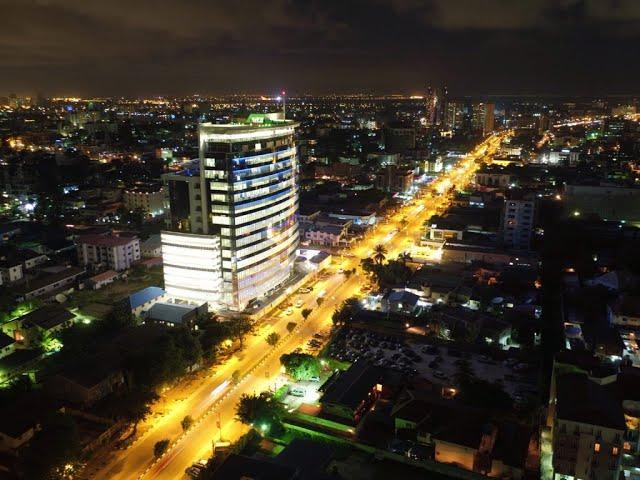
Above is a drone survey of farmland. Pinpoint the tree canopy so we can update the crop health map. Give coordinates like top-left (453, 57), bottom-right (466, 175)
top-left (279, 352), bottom-right (320, 381)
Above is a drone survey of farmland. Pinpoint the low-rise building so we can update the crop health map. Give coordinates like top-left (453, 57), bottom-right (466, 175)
top-left (320, 360), bottom-right (387, 424)
top-left (126, 286), bottom-right (167, 317)
top-left (145, 302), bottom-right (206, 329)
top-left (13, 305), bottom-right (77, 348)
top-left (77, 232), bottom-right (141, 271)
top-left (16, 265), bottom-right (85, 301)
top-left (140, 234), bottom-right (162, 258)
top-left (87, 270), bottom-right (120, 290)
top-left (0, 332), bottom-right (17, 359)
top-left (123, 183), bottom-right (164, 217)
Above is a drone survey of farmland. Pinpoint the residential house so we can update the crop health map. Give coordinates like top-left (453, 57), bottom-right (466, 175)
top-left (320, 360), bottom-right (388, 424)
top-left (14, 305), bottom-right (77, 347)
top-left (87, 270), bottom-right (120, 290)
top-left (15, 265), bottom-right (85, 301)
top-left (0, 332), bottom-right (16, 359)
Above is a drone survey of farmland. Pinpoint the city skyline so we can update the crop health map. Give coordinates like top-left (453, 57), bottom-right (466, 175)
top-left (3, 0), bottom-right (640, 96)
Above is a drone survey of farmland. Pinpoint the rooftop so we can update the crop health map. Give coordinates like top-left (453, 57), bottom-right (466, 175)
top-left (78, 233), bottom-right (138, 247)
top-left (128, 286), bottom-right (165, 310)
top-left (321, 360), bottom-right (385, 410)
top-left (556, 372), bottom-right (625, 430)
top-left (147, 302), bottom-right (197, 324)
top-left (20, 305), bottom-right (75, 331)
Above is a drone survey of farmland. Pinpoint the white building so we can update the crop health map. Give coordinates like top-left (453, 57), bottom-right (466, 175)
top-left (77, 233), bottom-right (141, 271)
top-left (502, 193), bottom-right (534, 250)
top-left (123, 184), bottom-right (164, 217)
top-left (162, 112), bottom-right (299, 311)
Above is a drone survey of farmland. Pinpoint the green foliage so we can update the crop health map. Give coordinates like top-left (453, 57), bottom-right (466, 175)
top-left (457, 377), bottom-right (512, 410)
top-left (235, 392), bottom-right (284, 431)
top-left (226, 317), bottom-right (253, 347)
top-left (103, 301), bottom-right (134, 331)
top-left (331, 297), bottom-right (361, 326)
top-left (373, 244), bottom-right (387, 265)
top-left (199, 319), bottom-right (231, 359)
top-left (367, 259), bottom-right (412, 287)
top-left (300, 309), bottom-right (312, 320)
top-left (22, 412), bottom-right (81, 479)
top-left (360, 257), bottom-right (374, 275)
top-left (266, 332), bottom-right (280, 347)
top-left (231, 370), bottom-right (241, 385)
top-left (286, 322), bottom-right (297, 333)
top-left (105, 388), bottom-right (159, 434)
top-left (154, 439), bottom-right (170, 457)
top-left (279, 352), bottom-right (320, 381)
top-left (181, 415), bottom-right (193, 432)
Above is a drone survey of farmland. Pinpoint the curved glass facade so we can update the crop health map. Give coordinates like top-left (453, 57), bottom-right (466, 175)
top-left (200, 116), bottom-right (299, 310)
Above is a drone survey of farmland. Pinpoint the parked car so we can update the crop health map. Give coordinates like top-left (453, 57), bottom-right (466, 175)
top-left (433, 370), bottom-right (447, 380)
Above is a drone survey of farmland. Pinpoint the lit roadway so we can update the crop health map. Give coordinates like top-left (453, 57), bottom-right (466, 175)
top-left (89, 133), bottom-right (506, 480)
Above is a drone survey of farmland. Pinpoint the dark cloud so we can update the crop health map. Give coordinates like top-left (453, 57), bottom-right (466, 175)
top-left (1, 0), bottom-right (639, 96)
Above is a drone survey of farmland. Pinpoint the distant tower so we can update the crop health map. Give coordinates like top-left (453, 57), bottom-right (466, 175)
top-left (425, 85), bottom-right (448, 127)
top-left (436, 86), bottom-right (448, 125)
top-left (425, 86), bottom-right (437, 127)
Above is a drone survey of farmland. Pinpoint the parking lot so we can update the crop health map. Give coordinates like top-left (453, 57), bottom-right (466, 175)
top-left (326, 327), bottom-right (539, 402)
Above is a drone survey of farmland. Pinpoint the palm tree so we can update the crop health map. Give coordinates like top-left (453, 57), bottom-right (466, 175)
top-left (373, 244), bottom-right (387, 265)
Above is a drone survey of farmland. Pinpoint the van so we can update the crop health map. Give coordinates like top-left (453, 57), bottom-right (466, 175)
top-left (290, 387), bottom-right (306, 397)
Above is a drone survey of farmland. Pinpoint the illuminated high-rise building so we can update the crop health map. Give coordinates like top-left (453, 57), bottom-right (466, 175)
top-left (161, 112), bottom-right (299, 311)
top-left (425, 86), bottom-right (437, 127)
top-left (425, 85), bottom-right (448, 127)
top-left (444, 101), bottom-right (465, 130)
top-left (471, 102), bottom-right (495, 135)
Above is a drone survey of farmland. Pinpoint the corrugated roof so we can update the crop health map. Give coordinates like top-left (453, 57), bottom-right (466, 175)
top-left (148, 302), bottom-right (195, 324)
top-left (128, 286), bottom-right (165, 310)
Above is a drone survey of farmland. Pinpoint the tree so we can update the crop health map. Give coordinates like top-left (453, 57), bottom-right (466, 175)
top-left (22, 412), bottom-right (81, 479)
top-left (368, 260), bottom-right (412, 287)
top-left (399, 217), bottom-right (409, 231)
top-left (227, 317), bottom-right (253, 348)
top-left (286, 322), bottom-right (297, 333)
top-left (454, 358), bottom-right (475, 387)
top-left (154, 439), bottom-right (170, 457)
top-left (316, 297), bottom-right (324, 307)
top-left (373, 244), bottom-right (387, 265)
top-left (301, 308), bottom-right (312, 321)
top-left (397, 251), bottom-right (412, 266)
top-left (332, 298), bottom-right (361, 326)
top-left (235, 392), bottom-right (283, 433)
top-left (266, 332), bottom-right (280, 347)
top-left (231, 370), bottom-right (241, 385)
top-left (200, 320), bottom-right (231, 360)
top-left (181, 415), bottom-right (193, 432)
top-left (279, 352), bottom-right (320, 381)
top-left (360, 257), bottom-right (375, 275)
top-left (108, 388), bottom-right (159, 437)
top-left (103, 301), bottom-right (134, 331)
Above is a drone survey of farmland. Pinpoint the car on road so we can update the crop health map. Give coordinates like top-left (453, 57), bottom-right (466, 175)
top-left (295, 299), bottom-right (304, 308)
top-left (298, 287), bottom-right (312, 294)
top-left (285, 308), bottom-right (294, 316)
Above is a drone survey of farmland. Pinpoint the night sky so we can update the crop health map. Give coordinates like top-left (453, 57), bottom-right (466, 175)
top-left (2, 0), bottom-right (640, 96)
